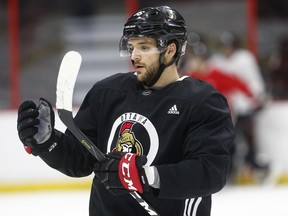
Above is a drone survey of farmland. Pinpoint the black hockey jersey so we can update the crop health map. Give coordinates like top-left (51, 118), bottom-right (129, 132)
top-left (40, 72), bottom-right (234, 216)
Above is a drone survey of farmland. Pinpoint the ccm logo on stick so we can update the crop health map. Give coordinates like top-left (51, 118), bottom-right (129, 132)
top-left (119, 153), bottom-right (143, 193)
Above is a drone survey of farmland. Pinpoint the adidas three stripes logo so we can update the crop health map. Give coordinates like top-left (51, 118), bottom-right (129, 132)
top-left (167, 104), bottom-right (180, 114)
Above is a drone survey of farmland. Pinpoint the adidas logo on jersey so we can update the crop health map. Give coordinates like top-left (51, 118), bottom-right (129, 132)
top-left (167, 105), bottom-right (180, 114)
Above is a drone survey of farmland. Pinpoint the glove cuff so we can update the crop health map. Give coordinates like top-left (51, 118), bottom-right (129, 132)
top-left (29, 129), bottom-right (62, 156)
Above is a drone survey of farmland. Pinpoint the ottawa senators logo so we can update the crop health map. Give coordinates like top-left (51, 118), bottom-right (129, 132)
top-left (107, 112), bottom-right (159, 166)
top-left (113, 121), bottom-right (143, 155)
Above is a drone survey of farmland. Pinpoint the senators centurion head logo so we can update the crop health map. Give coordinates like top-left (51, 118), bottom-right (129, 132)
top-left (107, 112), bottom-right (159, 166)
top-left (113, 121), bottom-right (143, 155)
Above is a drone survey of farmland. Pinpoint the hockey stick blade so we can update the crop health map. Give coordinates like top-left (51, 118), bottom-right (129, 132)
top-left (56, 51), bottom-right (159, 216)
top-left (56, 51), bottom-right (82, 112)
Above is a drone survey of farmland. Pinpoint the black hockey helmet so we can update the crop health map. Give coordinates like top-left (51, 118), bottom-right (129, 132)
top-left (119, 6), bottom-right (187, 60)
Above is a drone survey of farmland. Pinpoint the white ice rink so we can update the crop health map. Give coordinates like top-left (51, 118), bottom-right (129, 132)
top-left (1, 185), bottom-right (288, 216)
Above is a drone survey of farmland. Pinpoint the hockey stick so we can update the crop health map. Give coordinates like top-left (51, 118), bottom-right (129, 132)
top-left (56, 51), bottom-right (159, 216)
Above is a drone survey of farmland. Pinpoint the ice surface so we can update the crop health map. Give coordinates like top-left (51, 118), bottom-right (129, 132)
top-left (0, 190), bottom-right (90, 216)
top-left (0, 186), bottom-right (288, 216)
top-left (212, 185), bottom-right (288, 216)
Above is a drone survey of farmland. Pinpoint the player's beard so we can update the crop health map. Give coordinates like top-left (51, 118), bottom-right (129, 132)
top-left (135, 61), bottom-right (160, 86)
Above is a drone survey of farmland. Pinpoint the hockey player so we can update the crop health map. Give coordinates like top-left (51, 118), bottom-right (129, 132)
top-left (17, 6), bottom-right (234, 216)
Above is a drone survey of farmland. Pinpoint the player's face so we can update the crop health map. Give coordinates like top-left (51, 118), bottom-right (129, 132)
top-left (127, 37), bottom-right (161, 85)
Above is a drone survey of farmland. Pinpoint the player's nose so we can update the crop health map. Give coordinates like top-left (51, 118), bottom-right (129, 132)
top-left (130, 49), bottom-right (141, 61)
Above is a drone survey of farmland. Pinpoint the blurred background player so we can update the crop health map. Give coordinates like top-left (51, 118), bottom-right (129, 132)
top-left (209, 31), bottom-right (268, 184)
top-left (181, 35), bottom-right (254, 121)
top-left (180, 33), bottom-right (256, 181)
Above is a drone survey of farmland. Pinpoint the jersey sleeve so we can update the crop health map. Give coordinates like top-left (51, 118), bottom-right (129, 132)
top-left (155, 92), bottom-right (235, 199)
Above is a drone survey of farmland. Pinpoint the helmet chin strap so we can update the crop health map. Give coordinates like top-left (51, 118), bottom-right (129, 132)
top-left (145, 52), bottom-right (176, 87)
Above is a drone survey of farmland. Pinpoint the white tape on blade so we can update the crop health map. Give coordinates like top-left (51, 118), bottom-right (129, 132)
top-left (56, 51), bottom-right (82, 111)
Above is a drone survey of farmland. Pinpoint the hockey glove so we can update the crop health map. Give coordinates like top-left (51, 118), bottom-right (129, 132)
top-left (94, 152), bottom-right (149, 196)
top-left (17, 98), bottom-right (60, 156)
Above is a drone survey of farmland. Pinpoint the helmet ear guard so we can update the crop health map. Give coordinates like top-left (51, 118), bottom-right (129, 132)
top-left (180, 40), bottom-right (187, 56)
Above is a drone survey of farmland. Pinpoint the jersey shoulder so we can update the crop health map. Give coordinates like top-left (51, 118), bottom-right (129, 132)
top-left (175, 76), bottom-right (229, 110)
top-left (92, 72), bottom-right (135, 90)
top-left (178, 76), bottom-right (219, 100)
top-left (79, 72), bottom-right (135, 107)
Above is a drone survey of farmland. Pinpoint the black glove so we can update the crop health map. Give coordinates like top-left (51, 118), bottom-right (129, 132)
top-left (17, 98), bottom-right (60, 156)
top-left (94, 152), bottom-right (149, 196)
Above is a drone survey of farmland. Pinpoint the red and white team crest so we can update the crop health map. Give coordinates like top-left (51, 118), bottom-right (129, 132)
top-left (107, 112), bottom-right (159, 166)
top-left (112, 121), bottom-right (143, 155)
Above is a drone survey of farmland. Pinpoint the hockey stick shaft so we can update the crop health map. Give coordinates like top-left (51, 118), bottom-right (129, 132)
top-left (57, 109), bottom-right (106, 162)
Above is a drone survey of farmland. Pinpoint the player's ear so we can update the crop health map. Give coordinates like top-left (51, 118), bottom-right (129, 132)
top-left (165, 43), bottom-right (177, 58)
